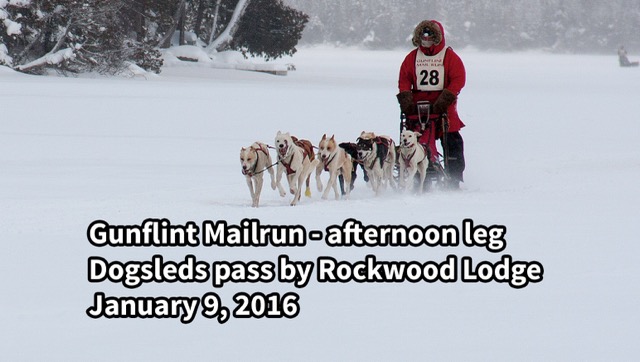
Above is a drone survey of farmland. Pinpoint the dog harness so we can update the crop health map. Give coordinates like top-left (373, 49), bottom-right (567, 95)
top-left (280, 139), bottom-right (314, 175)
top-left (242, 144), bottom-right (270, 177)
top-left (280, 153), bottom-right (297, 175)
top-left (401, 143), bottom-right (428, 169)
top-left (323, 153), bottom-right (337, 171)
top-left (362, 137), bottom-right (392, 170)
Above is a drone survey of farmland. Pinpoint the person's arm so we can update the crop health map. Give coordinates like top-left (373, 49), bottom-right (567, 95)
top-left (444, 49), bottom-right (466, 95)
top-left (397, 51), bottom-right (417, 114)
top-left (398, 51), bottom-right (416, 92)
top-left (432, 49), bottom-right (466, 114)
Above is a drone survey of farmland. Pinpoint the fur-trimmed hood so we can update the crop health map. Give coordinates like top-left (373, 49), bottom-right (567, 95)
top-left (412, 20), bottom-right (446, 55)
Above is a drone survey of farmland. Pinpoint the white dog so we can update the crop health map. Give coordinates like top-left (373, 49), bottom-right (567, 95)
top-left (315, 134), bottom-right (353, 200)
top-left (355, 131), bottom-right (396, 196)
top-left (274, 131), bottom-right (320, 206)
top-left (398, 130), bottom-right (429, 194)
top-left (240, 142), bottom-right (277, 207)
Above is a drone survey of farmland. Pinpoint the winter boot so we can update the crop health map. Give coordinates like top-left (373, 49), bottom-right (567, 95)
top-left (442, 131), bottom-right (465, 188)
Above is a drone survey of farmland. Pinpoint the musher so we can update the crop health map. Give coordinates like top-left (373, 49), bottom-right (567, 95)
top-left (396, 20), bottom-right (466, 189)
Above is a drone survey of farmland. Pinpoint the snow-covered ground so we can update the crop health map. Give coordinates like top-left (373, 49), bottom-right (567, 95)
top-left (1, 46), bottom-right (639, 361)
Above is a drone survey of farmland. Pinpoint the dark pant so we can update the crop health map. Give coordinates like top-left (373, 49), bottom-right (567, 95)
top-left (442, 131), bottom-right (465, 182)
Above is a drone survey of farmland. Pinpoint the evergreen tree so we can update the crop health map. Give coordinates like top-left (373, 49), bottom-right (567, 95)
top-left (230, 0), bottom-right (308, 59)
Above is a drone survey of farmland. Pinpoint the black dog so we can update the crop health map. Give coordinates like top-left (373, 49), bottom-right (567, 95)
top-left (353, 132), bottom-right (397, 195)
top-left (338, 142), bottom-right (366, 194)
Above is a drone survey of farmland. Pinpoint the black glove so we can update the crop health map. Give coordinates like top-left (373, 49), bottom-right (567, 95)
top-left (396, 91), bottom-right (416, 115)
top-left (432, 89), bottom-right (457, 114)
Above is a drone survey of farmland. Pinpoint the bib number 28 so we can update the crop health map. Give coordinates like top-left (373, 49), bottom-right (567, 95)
top-left (420, 70), bottom-right (440, 86)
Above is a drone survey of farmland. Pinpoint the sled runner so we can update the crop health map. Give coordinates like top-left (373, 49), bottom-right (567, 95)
top-left (396, 100), bottom-right (451, 191)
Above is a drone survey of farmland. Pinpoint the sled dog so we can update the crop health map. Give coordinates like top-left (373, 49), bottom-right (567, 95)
top-left (240, 142), bottom-right (277, 207)
top-left (315, 134), bottom-right (353, 200)
top-left (290, 135), bottom-right (316, 197)
top-left (356, 131), bottom-right (397, 195)
top-left (398, 130), bottom-right (429, 193)
top-left (339, 141), bottom-right (366, 189)
top-left (274, 131), bottom-right (319, 206)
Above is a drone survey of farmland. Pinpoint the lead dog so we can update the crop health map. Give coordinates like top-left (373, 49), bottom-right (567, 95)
top-left (356, 131), bottom-right (396, 195)
top-left (398, 130), bottom-right (429, 194)
top-left (315, 134), bottom-right (353, 200)
top-left (274, 131), bottom-right (319, 206)
top-left (240, 142), bottom-right (277, 207)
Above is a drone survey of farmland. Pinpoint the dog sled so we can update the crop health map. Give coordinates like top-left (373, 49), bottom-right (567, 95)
top-left (396, 100), bottom-right (451, 191)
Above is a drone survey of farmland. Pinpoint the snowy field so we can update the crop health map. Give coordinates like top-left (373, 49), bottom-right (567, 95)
top-left (1, 46), bottom-right (639, 361)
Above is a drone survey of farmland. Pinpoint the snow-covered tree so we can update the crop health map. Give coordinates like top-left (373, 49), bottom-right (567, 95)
top-left (230, 0), bottom-right (308, 59)
top-left (168, 0), bottom-right (308, 59)
top-left (0, 0), bottom-right (163, 74)
top-left (1, 0), bottom-right (308, 75)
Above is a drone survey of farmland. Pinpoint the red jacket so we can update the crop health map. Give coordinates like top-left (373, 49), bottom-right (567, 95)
top-left (398, 21), bottom-right (466, 132)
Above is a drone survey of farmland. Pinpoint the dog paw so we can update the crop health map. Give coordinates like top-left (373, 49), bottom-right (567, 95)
top-left (305, 188), bottom-right (312, 197)
top-left (271, 182), bottom-right (277, 190)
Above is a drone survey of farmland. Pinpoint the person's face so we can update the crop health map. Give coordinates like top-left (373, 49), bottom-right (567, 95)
top-left (421, 29), bottom-right (435, 47)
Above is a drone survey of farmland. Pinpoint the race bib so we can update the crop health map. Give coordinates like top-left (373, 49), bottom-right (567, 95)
top-left (415, 48), bottom-right (447, 91)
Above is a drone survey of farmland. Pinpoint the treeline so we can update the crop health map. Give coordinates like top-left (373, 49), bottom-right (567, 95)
top-left (284, 0), bottom-right (640, 53)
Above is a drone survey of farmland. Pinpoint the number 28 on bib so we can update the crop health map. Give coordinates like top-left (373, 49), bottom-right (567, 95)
top-left (415, 48), bottom-right (447, 91)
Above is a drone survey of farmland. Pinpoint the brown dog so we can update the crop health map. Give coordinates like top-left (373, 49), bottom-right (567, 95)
top-left (315, 134), bottom-right (353, 200)
top-left (273, 131), bottom-right (319, 206)
top-left (291, 135), bottom-right (315, 197)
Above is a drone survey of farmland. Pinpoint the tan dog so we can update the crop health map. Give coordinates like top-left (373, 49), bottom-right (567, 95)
top-left (240, 142), bottom-right (277, 207)
top-left (274, 131), bottom-right (320, 206)
top-left (290, 135), bottom-right (315, 198)
top-left (315, 134), bottom-right (353, 200)
top-left (398, 130), bottom-right (429, 194)
top-left (356, 131), bottom-right (397, 196)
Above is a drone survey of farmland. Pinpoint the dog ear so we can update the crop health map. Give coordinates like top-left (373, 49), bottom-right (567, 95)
top-left (321, 134), bottom-right (326, 141)
top-left (330, 134), bottom-right (335, 141)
